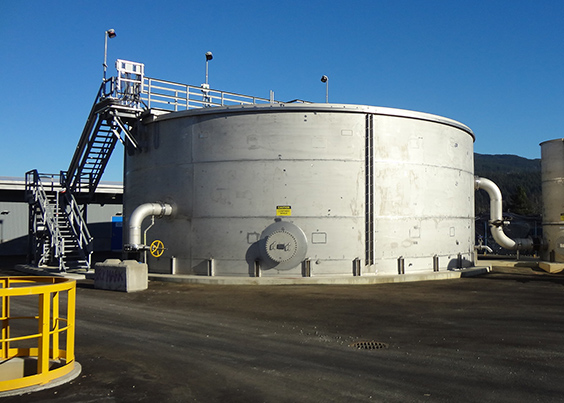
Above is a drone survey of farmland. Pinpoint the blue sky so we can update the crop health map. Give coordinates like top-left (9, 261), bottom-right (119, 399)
top-left (1, 1), bottom-right (562, 181)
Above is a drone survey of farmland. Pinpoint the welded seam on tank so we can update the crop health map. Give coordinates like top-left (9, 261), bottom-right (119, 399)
top-left (371, 160), bottom-right (474, 173)
top-left (157, 159), bottom-right (469, 171)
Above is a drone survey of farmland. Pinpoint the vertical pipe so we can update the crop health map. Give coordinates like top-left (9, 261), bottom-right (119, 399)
top-left (457, 253), bottom-right (462, 269)
top-left (171, 256), bottom-right (177, 275)
top-left (433, 255), bottom-right (439, 272)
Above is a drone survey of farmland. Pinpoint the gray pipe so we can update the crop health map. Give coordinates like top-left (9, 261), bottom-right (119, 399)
top-left (476, 244), bottom-right (494, 254)
top-left (127, 202), bottom-right (173, 250)
top-left (474, 177), bottom-right (533, 251)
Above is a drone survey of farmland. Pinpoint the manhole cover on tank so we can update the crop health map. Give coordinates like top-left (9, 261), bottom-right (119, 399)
top-left (258, 220), bottom-right (308, 271)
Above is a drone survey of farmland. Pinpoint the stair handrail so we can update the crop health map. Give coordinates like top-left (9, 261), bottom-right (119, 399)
top-left (59, 180), bottom-right (94, 258)
top-left (25, 170), bottom-right (65, 265)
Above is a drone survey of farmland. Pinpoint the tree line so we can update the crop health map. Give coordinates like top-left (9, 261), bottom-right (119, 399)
top-left (474, 153), bottom-right (542, 216)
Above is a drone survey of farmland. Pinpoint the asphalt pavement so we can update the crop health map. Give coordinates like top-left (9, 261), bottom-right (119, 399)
top-left (1, 256), bottom-right (564, 402)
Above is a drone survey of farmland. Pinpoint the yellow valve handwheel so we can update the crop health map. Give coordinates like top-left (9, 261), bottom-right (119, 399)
top-left (150, 239), bottom-right (165, 258)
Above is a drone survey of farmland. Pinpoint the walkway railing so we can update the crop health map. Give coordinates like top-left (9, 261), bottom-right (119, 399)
top-left (142, 77), bottom-right (278, 111)
top-left (100, 71), bottom-right (279, 112)
top-left (0, 277), bottom-right (77, 393)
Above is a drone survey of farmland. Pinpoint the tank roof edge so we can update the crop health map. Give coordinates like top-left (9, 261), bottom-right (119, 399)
top-left (146, 103), bottom-right (475, 139)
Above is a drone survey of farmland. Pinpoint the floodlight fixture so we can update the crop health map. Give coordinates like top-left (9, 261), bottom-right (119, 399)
top-left (103, 28), bottom-right (117, 81)
top-left (321, 75), bottom-right (329, 103)
top-left (205, 51), bottom-right (213, 85)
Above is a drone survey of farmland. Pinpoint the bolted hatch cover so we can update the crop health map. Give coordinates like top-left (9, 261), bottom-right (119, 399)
top-left (259, 221), bottom-right (308, 270)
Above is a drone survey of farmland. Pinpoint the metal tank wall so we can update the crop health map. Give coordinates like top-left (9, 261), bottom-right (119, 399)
top-left (369, 111), bottom-right (475, 273)
top-left (540, 139), bottom-right (564, 262)
top-left (124, 104), bottom-right (475, 276)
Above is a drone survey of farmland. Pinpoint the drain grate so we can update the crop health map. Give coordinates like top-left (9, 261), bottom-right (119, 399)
top-left (349, 341), bottom-right (389, 350)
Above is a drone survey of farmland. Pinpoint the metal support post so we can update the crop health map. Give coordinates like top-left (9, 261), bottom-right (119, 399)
top-left (353, 258), bottom-right (361, 276)
top-left (398, 256), bottom-right (405, 275)
top-left (254, 260), bottom-right (261, 277)
top-left (302, 259), bottom-right (311, 277)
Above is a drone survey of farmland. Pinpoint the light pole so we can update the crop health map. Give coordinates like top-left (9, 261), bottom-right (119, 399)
top-left (103, 29), bottom-right (117, 81)
top-left (321, 75), bottom-right (328, 103)
top-left (205, 51), bottom-right (213, 86)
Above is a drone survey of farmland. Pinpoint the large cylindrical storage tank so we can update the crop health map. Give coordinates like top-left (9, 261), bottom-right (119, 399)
top-left (540, 138), bottom-right (564, 262)
top-left (124, 104), bottom-right (475, 277)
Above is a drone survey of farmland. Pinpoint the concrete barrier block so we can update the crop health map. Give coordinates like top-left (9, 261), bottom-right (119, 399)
top-left (94, 259), bottom-right (148, 292)
top-left (539, 261), bottom-right (564, 274)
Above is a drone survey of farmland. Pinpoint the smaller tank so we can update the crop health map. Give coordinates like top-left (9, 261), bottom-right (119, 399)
top-left (540, 138), bottom-right (564, 262)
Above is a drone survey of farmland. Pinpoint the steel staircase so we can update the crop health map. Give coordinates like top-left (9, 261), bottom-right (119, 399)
top-left (26, 59), bottom-right (282, 271)
top-left (26, 62), bottom-right (144, 271)
top-left (64, 101), bottom-right (139, 198)
top-left (26, 171), bottom-right (93, 271)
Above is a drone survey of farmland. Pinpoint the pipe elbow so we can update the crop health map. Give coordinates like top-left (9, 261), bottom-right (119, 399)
top-left (475, 177), bottom-right (533, 252)
top-left (127, 202), bottom-right (173, 247)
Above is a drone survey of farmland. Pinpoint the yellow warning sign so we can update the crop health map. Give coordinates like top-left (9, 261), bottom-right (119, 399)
top-left (560, 213), bottom-right (564, 221)
top-left (276, 205), bottom-right (292, 216)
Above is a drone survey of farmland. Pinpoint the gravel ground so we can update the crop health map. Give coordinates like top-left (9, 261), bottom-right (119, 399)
top-left (1, 256), bottom-right (564, 402)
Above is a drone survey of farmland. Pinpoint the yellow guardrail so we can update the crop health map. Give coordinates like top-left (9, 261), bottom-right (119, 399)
top-left (0, 276), bottom-right (77, 393)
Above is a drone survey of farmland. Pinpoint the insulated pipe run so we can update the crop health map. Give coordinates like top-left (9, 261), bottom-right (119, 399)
top-left (474, 177), bottom-right (533, 251)
top-left (127, 202), bottom-right (173, 250)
